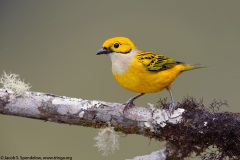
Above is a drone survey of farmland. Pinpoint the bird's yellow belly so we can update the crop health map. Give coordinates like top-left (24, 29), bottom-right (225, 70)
top-left (112, 64), bottom-right (184, 93)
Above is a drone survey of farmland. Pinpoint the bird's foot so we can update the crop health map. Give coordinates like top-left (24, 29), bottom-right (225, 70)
top-left (121, 93), bottom-right (144, 114)
top-left (122, 100), bottom-right (135, 114)
top-left (169, 102), bottom-right (175, 115)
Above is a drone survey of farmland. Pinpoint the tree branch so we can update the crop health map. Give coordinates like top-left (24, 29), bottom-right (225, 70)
top-left (0, 89), bottom-right (239, 159)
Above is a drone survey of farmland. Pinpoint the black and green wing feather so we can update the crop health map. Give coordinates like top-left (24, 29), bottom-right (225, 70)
top-left (137, 51), bottom-right (182, 71)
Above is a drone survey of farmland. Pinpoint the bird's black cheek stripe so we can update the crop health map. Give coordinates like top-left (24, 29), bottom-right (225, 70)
top-left (121, 49), bottom-right (132, 54)
top-left (115, 49), bottom-right (132, 54)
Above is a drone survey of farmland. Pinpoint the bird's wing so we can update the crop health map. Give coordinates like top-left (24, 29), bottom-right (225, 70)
top-left (137, 51), bottom-right (180, 71)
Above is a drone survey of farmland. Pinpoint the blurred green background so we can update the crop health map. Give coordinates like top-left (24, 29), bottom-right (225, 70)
top-left (1, 0), bottom-right (240, 159)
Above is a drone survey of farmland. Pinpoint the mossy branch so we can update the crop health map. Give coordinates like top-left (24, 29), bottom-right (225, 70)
top-left (0, 89), bottom-right (239, 159)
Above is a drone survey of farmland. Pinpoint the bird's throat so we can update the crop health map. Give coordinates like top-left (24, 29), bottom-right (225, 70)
top-left (109, 49), bottom-right (138, 75)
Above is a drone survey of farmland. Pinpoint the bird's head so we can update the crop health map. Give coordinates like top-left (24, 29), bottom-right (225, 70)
top-left (97, 37), bottom-right (136, 55)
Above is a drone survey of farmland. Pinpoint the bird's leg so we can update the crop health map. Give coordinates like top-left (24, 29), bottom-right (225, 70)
top-left (167, 87), bottom-right (175, 114)
top-left (123, 93), bottom-right (145, 112)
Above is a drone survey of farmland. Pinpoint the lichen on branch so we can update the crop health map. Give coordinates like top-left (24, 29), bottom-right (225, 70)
top-left (0, 72), bottom-right (31, 97)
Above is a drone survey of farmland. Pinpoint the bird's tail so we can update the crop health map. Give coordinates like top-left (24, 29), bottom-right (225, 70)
top-left (182, 64), bottom-right (207, 72)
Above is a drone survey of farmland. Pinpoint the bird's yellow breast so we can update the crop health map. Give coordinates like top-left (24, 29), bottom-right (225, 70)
top-left (112, 57), bottom-right (185, 93)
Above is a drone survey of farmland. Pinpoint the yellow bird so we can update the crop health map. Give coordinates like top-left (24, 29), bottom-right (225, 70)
top-left (97, 37), bottom-right (204, 113)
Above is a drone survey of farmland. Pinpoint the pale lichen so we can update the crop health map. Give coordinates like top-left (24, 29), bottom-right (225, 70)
top-left (152, 108), bottom-right (185, 127)
top-left (78, 111), bottom-right (85, 118)
top-left (0, 72), bottom-right (31, 97)
top-left (94, 125), bottom-right (120, 156)
top-left (81, 100), bottom-right (101, 110)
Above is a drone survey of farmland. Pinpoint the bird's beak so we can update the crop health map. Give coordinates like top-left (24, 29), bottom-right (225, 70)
top-left (96, 48), bottom-right (113, 55)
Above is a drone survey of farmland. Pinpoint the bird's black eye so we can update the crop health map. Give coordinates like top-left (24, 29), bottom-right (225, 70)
top-left (114, 43), bottom-right (120, 48)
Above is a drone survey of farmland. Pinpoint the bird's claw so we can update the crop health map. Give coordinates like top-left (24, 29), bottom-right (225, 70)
top-left (169, 102), bottom-right (175, 115)
top-left (122, 100), bottom-right (134, 113)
